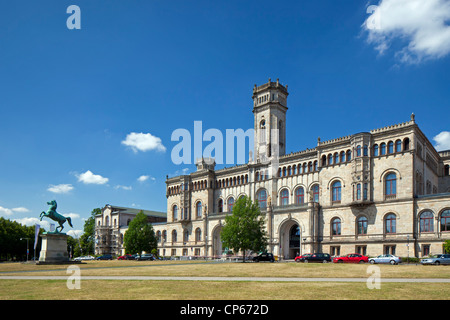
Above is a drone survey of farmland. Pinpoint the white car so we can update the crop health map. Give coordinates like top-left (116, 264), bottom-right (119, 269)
top-left (420, 254), bottom-right (450, 265)
top-left (73, 255), bottom-right (95, 261)
top-left (369, 254), bottom-right (402, 265)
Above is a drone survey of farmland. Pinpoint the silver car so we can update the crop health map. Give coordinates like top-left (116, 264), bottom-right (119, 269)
top-left (369, 254), bottom-right (402, 265)
top-left (420, 254), bottom-right (450, 265)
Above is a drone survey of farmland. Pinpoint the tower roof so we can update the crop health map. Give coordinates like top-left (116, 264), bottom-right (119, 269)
top-left (252, 78), bottom-right (288, 98)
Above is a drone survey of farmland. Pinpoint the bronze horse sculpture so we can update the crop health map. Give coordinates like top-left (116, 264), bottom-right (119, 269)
top-left (40, 200), bottom-right (73, 233)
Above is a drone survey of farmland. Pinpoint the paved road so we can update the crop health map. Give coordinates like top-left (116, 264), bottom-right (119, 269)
top-left (1, 275), bottom-right (449, 283)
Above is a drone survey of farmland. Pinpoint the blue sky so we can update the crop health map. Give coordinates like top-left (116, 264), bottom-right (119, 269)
top-left (1, 0), bottom-right (449, 236)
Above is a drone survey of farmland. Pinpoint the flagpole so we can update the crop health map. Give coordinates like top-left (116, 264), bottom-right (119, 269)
top-left (34, 224), bottom-right (40, 262)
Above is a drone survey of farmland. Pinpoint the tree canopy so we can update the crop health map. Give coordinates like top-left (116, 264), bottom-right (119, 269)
top-left (220, 196), bottom-right (268, 261)
top-left (123, 211), bottom-right (157, 255)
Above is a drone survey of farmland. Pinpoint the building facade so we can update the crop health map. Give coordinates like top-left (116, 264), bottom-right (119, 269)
top-left (156, 79), bottom-right (450, 259)
top-left (94, 205), bottom-right (166, 256)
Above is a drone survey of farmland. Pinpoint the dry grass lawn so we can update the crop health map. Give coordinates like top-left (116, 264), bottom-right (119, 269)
top-left (1, 260), bottom-right (449, 300)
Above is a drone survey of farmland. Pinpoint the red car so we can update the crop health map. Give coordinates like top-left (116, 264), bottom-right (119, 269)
top-left (333, 253), bottom-right (368, 263)
top-left (117, 254), bottom-right (134, 260)
top-left (294, 253), bottom-right (312, 262)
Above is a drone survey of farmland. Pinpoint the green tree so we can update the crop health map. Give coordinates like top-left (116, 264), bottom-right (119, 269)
top-left (78, 208), bottom-right (99, 256)
top-left (221, 196), bottom-right (268, 262)
top-left (444, 239), bottom-right (450, 254)
top-left (123, 211), bottom-right (157, 255)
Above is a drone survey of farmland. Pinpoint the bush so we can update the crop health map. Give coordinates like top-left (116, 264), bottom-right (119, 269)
top-left (400, 257), bottom-right (420, 264)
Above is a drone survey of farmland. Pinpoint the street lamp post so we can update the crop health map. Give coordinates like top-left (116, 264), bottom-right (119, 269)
top-left (20, 238), bottom-right (30, 262)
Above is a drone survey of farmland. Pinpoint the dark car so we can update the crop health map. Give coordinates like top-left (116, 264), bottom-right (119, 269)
top-left (302, 253), bottom-right (331, 263)
top-left (253, 253), bottom-right (275, 262)
top-left (136, 253), bottom-right (155, 261)
top-left (96, 254), bottom-right (113, 260)
top-left (117, 254), bottom-right (135, 260)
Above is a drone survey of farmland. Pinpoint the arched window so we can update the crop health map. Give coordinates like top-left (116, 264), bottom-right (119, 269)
top-left (441, 210), bottom-right (450, 232)
top-left (331, 217), bottom-right (341, 236)
top-left (385, 173), bottom-right (397, 198)
top-left (380, 143), bottom-right (386, 155)
top-left (172, 205), bottom-right (178, 221)
top-left (156, 231), bottom-right (161, 243)
top-left (196, 201), bottom-right (202, 218)
top-left (420, 211), bottom-right (434, 233)
top-left (312, 184), bottom-right (320, 203)
top-left (172, 230), bottom-right (177, 243)
top-left (260, 120), bottom-right (266, 143)
top-left (356, 183), bottom-right (361, 200)
top-left (183, 229), bottom-right (189, 242)
top-left (327, 154), bottom-right (333, 165)
top-left (227, 197), bottom-right (234, 212)
top-left (313, 161), bottom-right (318, 171)
top-left (321, 155), bottom-right (327, 167)
top-left (388, 141), bottom-right (394, 154)
top-left (395, 139), bottom-right (402, 153)
top-left (340, 151), bottom-right (345, 163)
top-left (385, 213), bottom-right (396, 234)
top-left (280, 189), bottom-right (289, 206)
top-left (195, 228), bottom-right (202, 242)
top-left (403, 137), bottom-right (410, 151)
top-left (256, 189), bottom-right (267, 208)
top-left (357, 216), bottom-right (368, 235)
top-left (373, 144), bottom-right (379, 156)
top-left (334, 153), bottom-right (339, 164)
top-left (218, 199), bottom-right (223, 213)
top-left (363, 145), bottom-right (368, 156)
top-left (346, 150), bottom-right (352, 162)
top-left (162, 230), bottom-right (167, 243)
top-left (356, 145), bottom-right (361, 157)
top-left (295, 187), bottom-right (304, 204)
top-left (332, 181), bottom-right (341, 202)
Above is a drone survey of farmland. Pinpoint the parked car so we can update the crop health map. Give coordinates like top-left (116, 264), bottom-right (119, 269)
top-left (420, 254), bottom-right (450, 265)
top-left (253, 253), bottom-right (275, 262)
top-left (73, 255), bottom-right (95, 261)
top-left (294, 253), bottom-right (311, 262)
top-left (136, 253), bottom-right (155, 261)
top-left (96, 254), bottom-right (113, 260)
top-left (333, 253), bottom-right (369, 264)
top-left (117, 254), bottom-right (135, 260)
top-left (369, 254), bottom-right (401, 265)
top-left (301, 253), bottom-right (331, 263)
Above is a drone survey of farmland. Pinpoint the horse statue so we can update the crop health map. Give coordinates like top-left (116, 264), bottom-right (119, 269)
top-left (40, 200), bottom-right (73, 233)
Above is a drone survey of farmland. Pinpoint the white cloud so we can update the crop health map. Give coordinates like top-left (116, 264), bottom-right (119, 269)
top-left (0, 206), bottom-right (31, 216)
top-left (138, 175), bottom-right (149, 182)
top-left (13, 217), bottom-right (50, 230)
top-left (433, 131), bottom-right (450, 151)
top-left (114, 185), bottom-right (132, 190)
top-left (48, 184), bottom-right (74, 194)
top-left (121, 132), bottom-right (166, 153)
top-left (64, 212), bottom-right (80, 220)
top-left (362, 0), bottom-right (450, 63)
top-left (11, 207), bottom-right (30, 213)
top-left (137, 175), bottom-right (156, 182)
top-left (0, 206), bottom-right (13, 216)
top-left (67, 229), bottom-right (84, 238)
top-left (77, 170), bottom-right (109, 185)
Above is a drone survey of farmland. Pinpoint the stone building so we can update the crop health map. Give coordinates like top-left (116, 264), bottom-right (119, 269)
top-left (156, 79), bottom-right (450, 259)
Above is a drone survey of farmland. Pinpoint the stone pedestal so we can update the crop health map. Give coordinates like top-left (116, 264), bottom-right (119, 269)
top-left (37, 232), bottom-right (70, 264)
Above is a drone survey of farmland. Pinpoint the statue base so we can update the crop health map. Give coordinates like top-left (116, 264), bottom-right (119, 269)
top-left (37, 233), bottom-right (78, 265)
